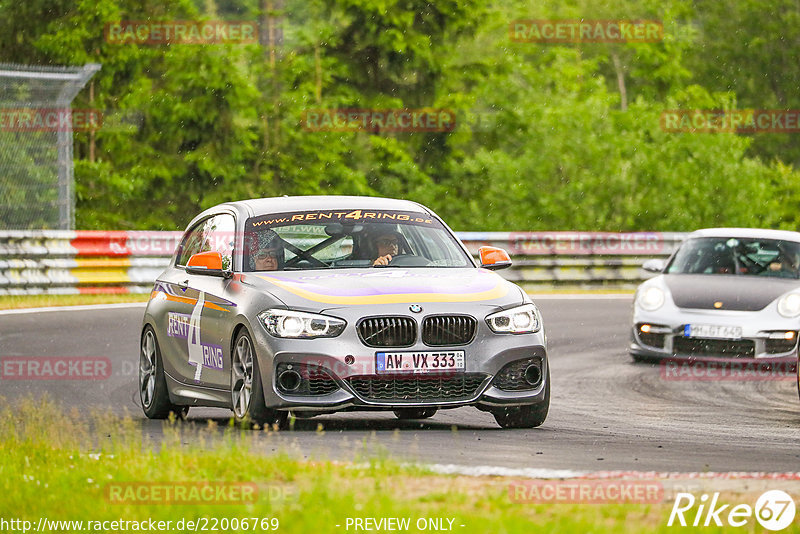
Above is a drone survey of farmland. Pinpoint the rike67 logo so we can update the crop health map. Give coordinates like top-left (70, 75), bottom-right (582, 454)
top-left (668, 490), bottom-right (796, 530)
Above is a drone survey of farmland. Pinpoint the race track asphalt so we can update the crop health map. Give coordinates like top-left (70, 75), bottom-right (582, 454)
top-left (2, 297), bottom-right (799, 473)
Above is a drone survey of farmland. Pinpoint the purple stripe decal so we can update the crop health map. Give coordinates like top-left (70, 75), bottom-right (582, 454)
top-left (262, 272), bottom-right (498, 297)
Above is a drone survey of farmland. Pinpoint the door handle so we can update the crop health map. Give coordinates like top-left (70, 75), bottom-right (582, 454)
top-left (179, 279), bottom-right (189, 291)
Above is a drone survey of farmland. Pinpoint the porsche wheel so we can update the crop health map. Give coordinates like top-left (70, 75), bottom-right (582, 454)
top-left (231, 328), bottom-right (287, 429)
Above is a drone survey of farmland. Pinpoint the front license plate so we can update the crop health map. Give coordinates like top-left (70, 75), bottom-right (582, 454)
top-left (376, 351), bottom-right (465, 374)
top-left (684, 324), bottom-right (743, 340)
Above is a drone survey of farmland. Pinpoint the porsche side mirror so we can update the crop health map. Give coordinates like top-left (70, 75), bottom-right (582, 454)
top-left (479, 246), bottom-right (512, 270)
top-left (186, 251), bottom-right (232, 278)
top-left (642, 259), bottom-right (665, 273)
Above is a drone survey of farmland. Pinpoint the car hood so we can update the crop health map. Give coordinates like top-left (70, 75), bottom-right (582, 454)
top-left (241, 268), bottom-right (523, 311)
top-left (663, 274), bottom-right (800, 311)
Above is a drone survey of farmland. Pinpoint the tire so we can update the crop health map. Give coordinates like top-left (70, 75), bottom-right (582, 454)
top-left (492, 368), bottom-right (550, 429)
top-left (140, 326), bottom-right (187, 419)
top-left (231, 328), bottom-right (288, 429)
top-left (393, 408), bottom-right (437, 420)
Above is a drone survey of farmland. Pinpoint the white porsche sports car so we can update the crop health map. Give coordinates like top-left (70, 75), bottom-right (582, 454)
top-left (631, 228), bottom-right (800, 363)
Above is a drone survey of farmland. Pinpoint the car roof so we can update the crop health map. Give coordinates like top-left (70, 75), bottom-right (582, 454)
top-left (228, 196), bottom-right (431, 217)
top-left (688, 227), bottom-right (800, 242)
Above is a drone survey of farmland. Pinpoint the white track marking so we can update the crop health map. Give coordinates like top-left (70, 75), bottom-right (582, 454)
top-left (424, 464), bottom-right (586, 478)
top-left (422, 464), bottom-right (800, 480)
top-left (0, 302), bottom-right (147, 315)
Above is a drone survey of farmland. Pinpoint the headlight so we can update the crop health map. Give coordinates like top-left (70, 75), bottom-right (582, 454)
top-left (486, 303), bottom-right (541, 334)
top-left (258, 309), bottom-right (346, 338)
top-left (777, 293), bottom-right (800, 318)
top-left (636, 286), bottom-right (665, 311)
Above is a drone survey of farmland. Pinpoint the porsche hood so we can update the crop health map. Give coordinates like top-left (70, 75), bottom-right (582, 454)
top-left (664, 274), bottom-right (800, 311)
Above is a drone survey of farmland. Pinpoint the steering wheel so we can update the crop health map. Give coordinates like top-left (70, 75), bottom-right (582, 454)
top-left (387, 254), bottom-right (431, 267)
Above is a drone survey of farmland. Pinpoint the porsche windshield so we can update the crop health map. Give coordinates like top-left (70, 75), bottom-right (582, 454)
top-left (666, 237), bottom-right (800, 278)
top-left (244, 209), bottom-right (473, 271)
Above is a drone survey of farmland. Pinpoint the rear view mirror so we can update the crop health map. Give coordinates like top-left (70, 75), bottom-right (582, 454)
top-left (186, 251), bottom-right (231, 278)
top-left (479, 246), bottom-right (512, 270)
top-left (325, 223), bottom-right (364, 236)
top-left (642, 259), bottom-right (665, 273)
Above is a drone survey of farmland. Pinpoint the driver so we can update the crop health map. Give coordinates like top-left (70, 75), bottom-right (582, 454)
top-left (371, 230), bottom-right (402, 266)
top-left (247, 229), bottom-right (284, 271)
top-left (768, 250), bottom-right (800, 278)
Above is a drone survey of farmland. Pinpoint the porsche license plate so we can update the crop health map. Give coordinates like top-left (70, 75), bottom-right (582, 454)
top-left (376, 351), bottom-right (465, 374)
top-left (684, 324), bottom-right (742, 340)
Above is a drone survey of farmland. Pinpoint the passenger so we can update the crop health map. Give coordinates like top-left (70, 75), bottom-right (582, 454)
top-left (248, 229), bottom-right (284, 271)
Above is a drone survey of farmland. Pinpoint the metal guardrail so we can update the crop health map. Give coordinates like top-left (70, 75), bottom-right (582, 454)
top-left (0, 230), bottom-right (686, 295)
top-left (459, 232), bottom-right (685, 291)
top-left (0, 231), bottom-right (181, 295)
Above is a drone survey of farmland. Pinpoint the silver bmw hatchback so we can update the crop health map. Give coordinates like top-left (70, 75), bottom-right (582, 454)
top-left (139, 196), bottom-right (549, 428)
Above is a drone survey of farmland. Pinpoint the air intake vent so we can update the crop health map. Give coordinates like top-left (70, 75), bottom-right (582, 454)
top-left (357, 317), bottom-right (417, 347)
top-left (347, 373), bottom-right (488, 403)
top-left (492, 358), bottom-right (543, 391)
top-left (672, 337), bottom-right (755, 358)
top-left (275, 363), bottom-right (339, 396)
top-left (422, 315), bottom-right (476, 346)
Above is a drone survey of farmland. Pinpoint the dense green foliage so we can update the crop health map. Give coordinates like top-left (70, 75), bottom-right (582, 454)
top-left (0, 0), bottom-right (797, 231)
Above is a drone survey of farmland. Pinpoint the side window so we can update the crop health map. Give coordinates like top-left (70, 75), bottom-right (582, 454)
top-left (176, 214), bottom-right (236, 270)
top-left (177, 224), bottom-right (205, 266)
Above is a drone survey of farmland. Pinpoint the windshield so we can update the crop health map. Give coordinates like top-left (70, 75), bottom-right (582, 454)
top-left (243, 209), bottom-right (473, 271)
top-left (666, 237), bottom-right (800, 278)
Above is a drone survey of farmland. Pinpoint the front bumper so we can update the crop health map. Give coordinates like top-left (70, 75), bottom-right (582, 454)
top-left (630, 307), bottom-right (798, 362)
top-left (249, 314), bottom-right (549, 412)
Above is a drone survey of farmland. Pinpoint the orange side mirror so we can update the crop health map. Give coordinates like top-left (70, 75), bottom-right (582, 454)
top-left (187, 251), bottom-right (223, 270)
top-left (478, 246), bottom-right (512, 270)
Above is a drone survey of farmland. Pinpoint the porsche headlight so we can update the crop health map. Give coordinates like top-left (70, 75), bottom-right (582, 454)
top-left (486, 303), bottom-right (541, 334)
top-left (636, 286), bottom-right (665, 311)
top-left (259, 309), bottom-right (346, 338)
top-left (777, 293), bottom-right (800, 318)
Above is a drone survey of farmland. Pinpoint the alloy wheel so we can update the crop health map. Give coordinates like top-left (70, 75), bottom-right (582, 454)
top-left (139, 330), bottom-right (157, 409)
top-left (232, 335), bottom-right (254, 418)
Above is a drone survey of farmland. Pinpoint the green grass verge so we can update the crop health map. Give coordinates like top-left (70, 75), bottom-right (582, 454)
top-left (0, 293), bottom-right (149, 310)
top-left (0, 397), bottom-right (769, 533)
